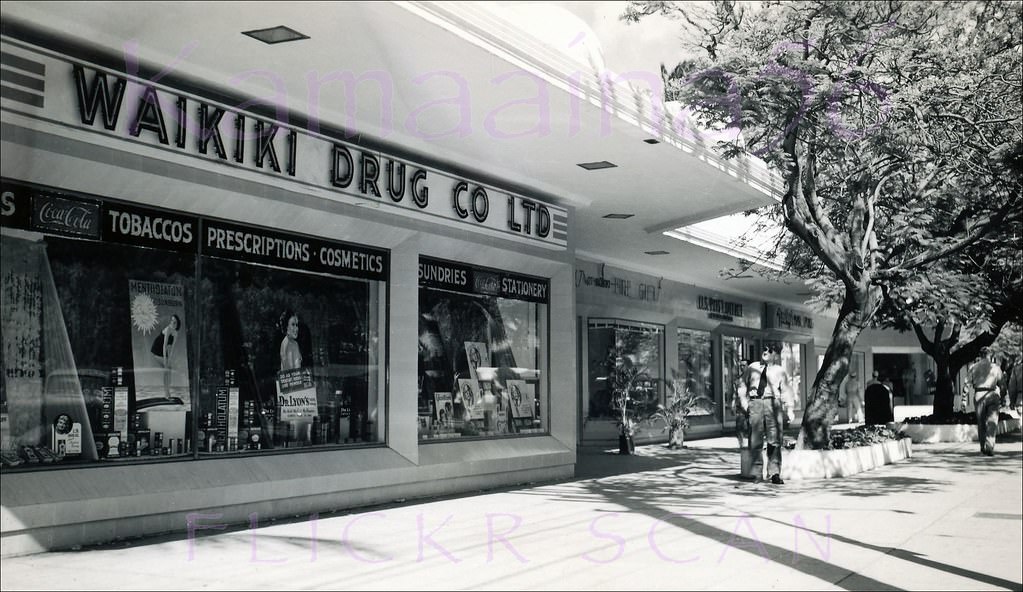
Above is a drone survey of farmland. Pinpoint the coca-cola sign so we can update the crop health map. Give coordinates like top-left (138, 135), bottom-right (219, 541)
top-left (473, 272), bottom-right (501, 296)
top-left (32, 194), bottom-right (100, 238)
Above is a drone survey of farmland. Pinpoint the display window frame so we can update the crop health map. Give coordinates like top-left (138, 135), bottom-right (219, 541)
top-left (677, 326), bottom-right (716, 424)
top-left (585, 317), bottom-right (666, 421)
top-left (0, 178), bottom-right (390, 471)
top-left (417, 256), bottom-right (550, 443)
top-left (718, 329), bottom-right (763, 425)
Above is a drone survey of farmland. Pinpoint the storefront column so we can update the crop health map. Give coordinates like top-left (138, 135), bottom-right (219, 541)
top-left (389, 236), bottom-right (421, 463)
top-left (549, 264), bottom-right (577, 450)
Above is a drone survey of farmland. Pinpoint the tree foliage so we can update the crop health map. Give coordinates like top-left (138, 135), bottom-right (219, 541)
top-left (624, 1), bottom-right (1022, 447)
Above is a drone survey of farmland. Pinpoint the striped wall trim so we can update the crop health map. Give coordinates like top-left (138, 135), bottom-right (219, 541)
top-left (0, 51), bottom-right (45, 108)
top-left (1, 51), bottom-right (45, 75)
top-left (552, 212), bottom-right (568, 239)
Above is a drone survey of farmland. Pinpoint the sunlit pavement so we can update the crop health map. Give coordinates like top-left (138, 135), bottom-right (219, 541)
top-left (2, 430), bottom-right (1021, 591)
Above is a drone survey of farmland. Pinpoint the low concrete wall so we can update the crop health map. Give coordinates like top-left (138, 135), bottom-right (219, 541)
top-left (898, 419), bottom-right (1021, 443)
top-left (741, 439), bottom-right (913, 480)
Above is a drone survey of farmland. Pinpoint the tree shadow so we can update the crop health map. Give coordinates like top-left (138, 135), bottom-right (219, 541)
top-left (540, 437), bottom-right (1021, 590)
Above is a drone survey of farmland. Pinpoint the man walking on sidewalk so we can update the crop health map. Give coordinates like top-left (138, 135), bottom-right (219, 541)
top-left (737, 344), bottom-right (794, 485)
top-left (968, 348), bottom-right (1004, 456)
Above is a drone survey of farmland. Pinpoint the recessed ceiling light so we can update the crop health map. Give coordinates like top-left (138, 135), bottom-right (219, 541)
top-left (643, 138), bottom-right (660, 144)
top-left (577, 161), bottom-right (617, 171)
top-left (644, 250), bottom-right (670, 255)
top-left (602, 213), bottom-right (634, 220)
top-left (243, 26), bottom-right (309, 45)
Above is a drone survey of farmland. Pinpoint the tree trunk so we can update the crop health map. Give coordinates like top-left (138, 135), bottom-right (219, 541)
top-left (932, 354), bottom-right (955, 420)
top-left (799, 287), bottom-right (874, 449)
top-left (910, 320), bottom-right (956, 421)
top-left (915, 300), bottom-right (1015, 420)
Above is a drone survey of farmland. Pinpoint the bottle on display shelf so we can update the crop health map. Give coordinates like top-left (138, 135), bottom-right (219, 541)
top-left (350, 410), bottom-right (362, 442)
top-left (325, 400), bottom-right (336, 444)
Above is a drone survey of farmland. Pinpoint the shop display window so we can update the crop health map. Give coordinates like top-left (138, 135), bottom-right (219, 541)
top-left (777, 341), bottom-right (804, 411)
top-left (1, 179), bottom-right (389, 470)
top-left (586, 319), bottom-right (664, 420)
top-left (417, 257), bottom-right (548, 441)
top-left (677, 328), bottom-right (713, 416)
top-left (197, 256), bottom-right (386, 453)
top-left (1, 233), bottom-right (196, 467)
top-left (722, 335), bottom-right (757, 423)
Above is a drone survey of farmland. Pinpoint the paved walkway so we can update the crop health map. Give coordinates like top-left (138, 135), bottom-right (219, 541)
top-left (2, 431), bottom-right (1021, 591)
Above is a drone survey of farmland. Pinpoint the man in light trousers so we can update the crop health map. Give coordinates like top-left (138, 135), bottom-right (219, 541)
top-left (968, 349), bottom-right (1004, 456)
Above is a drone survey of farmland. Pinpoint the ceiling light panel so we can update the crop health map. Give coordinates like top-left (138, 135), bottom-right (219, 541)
top-left (242, 26), bottom-right (309, 45)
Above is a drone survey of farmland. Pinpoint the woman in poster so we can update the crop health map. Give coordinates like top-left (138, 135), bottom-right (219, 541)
top-left (278, 308), bottom-right (303, 371)
top-left (468, 345), bottom-right (483, 372)
top-left (151, 314), bottom-right (181, 398)
top-left (509, 383), bottom-right (522, 407)
top-left (461, 382), bottom-right (476, 408)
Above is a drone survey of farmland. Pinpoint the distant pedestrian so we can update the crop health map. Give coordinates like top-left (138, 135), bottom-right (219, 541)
top-left (1009, 362), bottom-right (1022, 413)
top-left (732, 358), bottom-right (751, 448)
top-left (968, 348), bottom-right (1005, 456)
top-left (845, 371), bottom-right (864, 423)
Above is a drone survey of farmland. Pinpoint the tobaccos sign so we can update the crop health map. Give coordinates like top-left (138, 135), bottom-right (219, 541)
top-left (0, 40), bottom-right (569, 249)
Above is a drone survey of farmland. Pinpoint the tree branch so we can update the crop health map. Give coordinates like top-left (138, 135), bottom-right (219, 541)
top-left (880, 196), bottom-right (1022, 277)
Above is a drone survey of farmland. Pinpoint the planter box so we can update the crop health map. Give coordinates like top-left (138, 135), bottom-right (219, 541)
top-left (898, 418), bottom-right (1021, 443)
top-left (740, 439), bottom-right (913, 481)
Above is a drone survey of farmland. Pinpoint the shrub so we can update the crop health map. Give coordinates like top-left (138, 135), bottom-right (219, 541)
top-left (828, 424), bottom-right (907, 450)
top-left (783, 424), bottom-right (907, 450)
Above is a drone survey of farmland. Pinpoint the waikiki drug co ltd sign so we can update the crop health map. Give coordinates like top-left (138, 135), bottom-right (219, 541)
top-left (0, 38), bottom-right (569, 249)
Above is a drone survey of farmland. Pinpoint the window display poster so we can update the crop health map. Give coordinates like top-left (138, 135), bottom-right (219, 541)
top-left (457, 379), bottom-right (481, 419)
top-left (464, 341), bottom-right (490, 382)
top-left (435, 392), bottom-right (453, 425)
top-left (128, 280), bottom-right (191, 409)
top-left (507, 379), bottom-right (534, 418)
top-left (51, 414), bottom-right (82, 456)
top-left (417, 415), bottom-right (431, 436)
top-left (276, 368), bottom-right (317, 421)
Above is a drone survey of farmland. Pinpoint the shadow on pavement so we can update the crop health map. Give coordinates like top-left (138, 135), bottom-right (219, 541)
top-left (541, 430), bottom-right (1023, 591)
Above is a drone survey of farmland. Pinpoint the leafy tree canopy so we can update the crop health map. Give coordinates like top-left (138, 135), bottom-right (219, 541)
top-left (624, 0), bottom-right (1022, 447)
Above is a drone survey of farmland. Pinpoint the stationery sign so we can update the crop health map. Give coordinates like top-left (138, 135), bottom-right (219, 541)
top-left (418, 256), bottom-right (549, 303)
top-left (0, 40), bottom-right (569, 249)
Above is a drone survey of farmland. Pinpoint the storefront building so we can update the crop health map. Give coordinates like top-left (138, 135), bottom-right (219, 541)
top-left (1, 3), bottom-right (785, 556)
top-left (576, 259), bottom-right (817, 445)
top-left (576, 256), bottom-right (943, 443)
top-left (0, 22), bottom-right (583, 557)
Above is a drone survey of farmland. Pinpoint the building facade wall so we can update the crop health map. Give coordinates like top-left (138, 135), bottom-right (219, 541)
top-left (0, 35), bottom-right (577, 556)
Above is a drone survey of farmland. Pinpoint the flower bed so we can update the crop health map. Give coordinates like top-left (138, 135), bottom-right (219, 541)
top-left (741, 425), bottom-right (912, 480)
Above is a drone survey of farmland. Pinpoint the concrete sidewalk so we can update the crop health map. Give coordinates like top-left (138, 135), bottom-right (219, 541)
top-left (2, 431), bottom-right (1021, 591)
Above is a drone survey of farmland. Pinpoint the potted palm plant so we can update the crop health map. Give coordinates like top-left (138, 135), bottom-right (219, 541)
top-left (648, 372), bottom-right (716, 449)
top-left (607, 351), bottom-right (643, 455)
